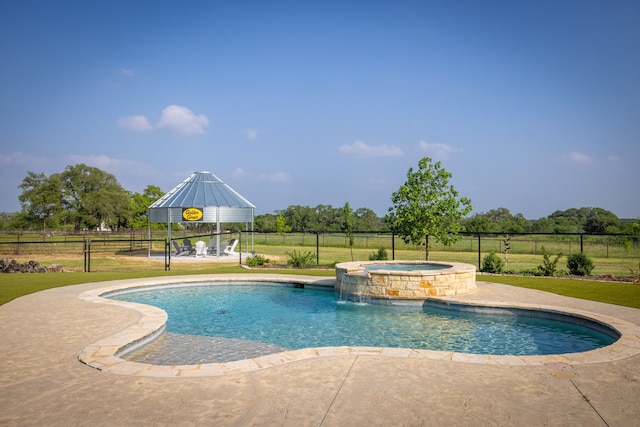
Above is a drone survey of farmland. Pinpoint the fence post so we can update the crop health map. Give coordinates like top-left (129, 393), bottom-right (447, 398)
top-left (580, 234), bottom-right (584, 253)
top-left (238, 231), bottom-right (242, 266)
top-left (165, 239), bottom-right (171, 271)
top-left (477, 233), bottom-right (481, 270)
top-left (316, 232), bottom-right (320, 265)
top-left (83, 240), bottom-right (91, 273)
top-left (392, 234), bottom-right (395, 260)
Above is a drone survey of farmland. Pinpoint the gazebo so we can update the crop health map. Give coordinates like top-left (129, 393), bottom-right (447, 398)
top-left (148, 171), bottom-right (255, 257)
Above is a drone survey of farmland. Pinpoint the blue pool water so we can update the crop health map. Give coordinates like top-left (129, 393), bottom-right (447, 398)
top-left (109, 283), bottom-right (616, 357)
top-left (364, 263), bottom-right (449, 272)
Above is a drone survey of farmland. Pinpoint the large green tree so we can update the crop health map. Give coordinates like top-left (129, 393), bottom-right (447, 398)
top-left (280, 205), bottom-right (317, 232)
top-left (354, 207), bottom-right (383, 231)
top-left (385, 157), bottom-right (472, 260)
top-left (547, 207), bottom-right (620, 233)
top-left (18, 171), bottom-right (63, 231)
top-left (55, 164), bottom-right (131, 231)
top-left (463, 208), bottom-right (531, 233)
top-left (583, 207), bottom-right (621, 233)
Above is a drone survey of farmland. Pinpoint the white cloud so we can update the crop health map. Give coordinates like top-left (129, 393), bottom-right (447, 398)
top-left (0, 151), bottom-right (48, 166)
top-left (563, 151), bottom-right (594, 164)
top-left (119, 68), bottom-right (135, 76)
top-left (245, 128), bottom-right (258, 141)
top-left (118, 105), bottom-right (210, 136)
top-left (418, 141), bottom-right (462, 160)
top-left (608, 155), bottom-right (621, 162)
top-left (64, 155), bottom-right (163, 192)
top-left (156, 105), bottom-right (209, 135)
top-left (232, 168), bottom-right (251, 179)
top-left (117, 115), bottom-right (153, 132)
top-left (66, 154), bottom-right (153, 176)
top-left (338, 140), bottom-right (403, 157)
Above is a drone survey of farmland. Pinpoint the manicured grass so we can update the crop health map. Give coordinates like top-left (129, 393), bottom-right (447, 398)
top-left (2, 243), bottom-right (638, 310)
top-left (2, 267), bottom-right (638, 310)
top-left (2, 233), bottom-right (637, 277)
top-left (478, 274), bottom-right (640, 309)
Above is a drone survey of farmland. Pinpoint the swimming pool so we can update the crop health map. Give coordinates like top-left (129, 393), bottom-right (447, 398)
top-left (108, 282), bottom-right (617, 364)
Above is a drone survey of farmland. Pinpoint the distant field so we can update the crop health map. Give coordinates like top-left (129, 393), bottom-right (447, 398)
top-left (1, 257), bottom-right (638, 309)
top-left (0, 230), bottom-right (638, 307)
top-left (0, 231), bottom-right (637, 278)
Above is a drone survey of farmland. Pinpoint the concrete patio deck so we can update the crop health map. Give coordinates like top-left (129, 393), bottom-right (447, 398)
top-left (1, 275), bottom-right (639, 426)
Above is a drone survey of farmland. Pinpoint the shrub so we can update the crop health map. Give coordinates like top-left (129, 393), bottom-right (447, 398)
top-left (481, 252), bottom-right (504, 273)
top-left (245, 254), bottom-right (270, 267)
top-left (285, 250), bottom-right (316, 268)
top-left (537, 246), bottom-right (563, 276)
top-left (520, 268), bottom-right (543, 276)
top-left (369, 247), bottom-right (389, 261)
top-left (631, 261), bottom-right (640, 283)
top-left (566, 253), bottom-right (595, 276)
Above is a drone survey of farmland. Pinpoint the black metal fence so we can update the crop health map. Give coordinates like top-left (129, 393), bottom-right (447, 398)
top-left (0, 230), bottom-right (637, 275)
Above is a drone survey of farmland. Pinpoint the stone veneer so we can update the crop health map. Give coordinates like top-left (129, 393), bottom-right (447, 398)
top-left (335, 260), bottom-right (476, 300)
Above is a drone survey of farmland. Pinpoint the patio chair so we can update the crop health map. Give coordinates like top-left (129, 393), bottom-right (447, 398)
top-left (223, 239), bottom-right (238, 255)
top-left (209, 240), bottom-right (229, 256)
top-left (182, 238), bottom-right (196, 255)
top-left (195, 240), bottom-right (207, 257)
top-left (207, 238), bottom-right (217, 255)
top-left (172, 240), bottom-right (188, 256)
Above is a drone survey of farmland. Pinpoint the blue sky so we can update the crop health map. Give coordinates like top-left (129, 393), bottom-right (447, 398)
top-left (1, 0), bottom-right (638, 219)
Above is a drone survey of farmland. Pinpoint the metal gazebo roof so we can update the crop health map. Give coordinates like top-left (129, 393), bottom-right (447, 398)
top-left (148, 171), bottom-right (255, 224)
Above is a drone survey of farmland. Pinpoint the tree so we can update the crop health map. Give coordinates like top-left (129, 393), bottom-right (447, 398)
top-left (281, 205), bottom-right (316, 232)
top-left (353, 207), bottom-right (382, 231)
top-left (385, 157), bottom-right (472, 260)
top-left (546, 207), bottom-right (620, 233)
top-left (255, 213), bottom-right (277, 231)
top-left (276, 213), bottom-right (291, 242)
top-left (342, 202), bottom-right (354, 261)
top-left (621, 220), bottom-right (640, 280)
top-left (256, 205), bottom-right (385, 233)
top-left (583, 207), bottom-right (621, 233)
top-left (502, 212), bottom-right (531, 233)
top-left (56, 164), bottom-right (130, 231)
top-left (18, 171), bottom-right (63, 232)
top-left (547, 208), bottom-right (586, 233)
top-left (463, 212), bottom-right (494, 233)
top-left (129, 185), bottom-right (164, 229)
top-left (464, 208), bottom-right (531, 233)
top-left (0, 212), bottom-right (18, 230)
top-left (531, 217), bottom-right (555, 233)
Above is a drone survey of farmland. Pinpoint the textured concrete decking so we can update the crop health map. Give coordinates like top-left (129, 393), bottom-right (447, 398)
top-left (1, 275), bottom-right (639, 426)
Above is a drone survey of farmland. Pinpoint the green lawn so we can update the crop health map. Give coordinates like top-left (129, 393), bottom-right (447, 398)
top-left (1, 267), bottom-right (638, 309)
top-left (477, 274), bottom-right (640, 309)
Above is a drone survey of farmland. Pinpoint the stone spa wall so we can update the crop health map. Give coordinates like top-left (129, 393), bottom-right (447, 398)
top-left (335, 261), bottom-right (476, 301)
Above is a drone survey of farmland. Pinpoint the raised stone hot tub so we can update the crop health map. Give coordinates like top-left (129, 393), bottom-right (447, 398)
top-left (335, 260), bottom-right (476, 302)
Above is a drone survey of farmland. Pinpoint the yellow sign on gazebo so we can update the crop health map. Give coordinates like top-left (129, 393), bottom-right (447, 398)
top-left (182, 207), bottom-right (203, 221)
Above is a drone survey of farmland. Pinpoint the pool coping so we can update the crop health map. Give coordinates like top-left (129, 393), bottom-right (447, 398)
top-left (77, 275), bottom-right (640, 377)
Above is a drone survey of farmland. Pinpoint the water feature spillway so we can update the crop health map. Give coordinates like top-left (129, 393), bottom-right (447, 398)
top-left (335, 260), bottom-right (476, 302)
